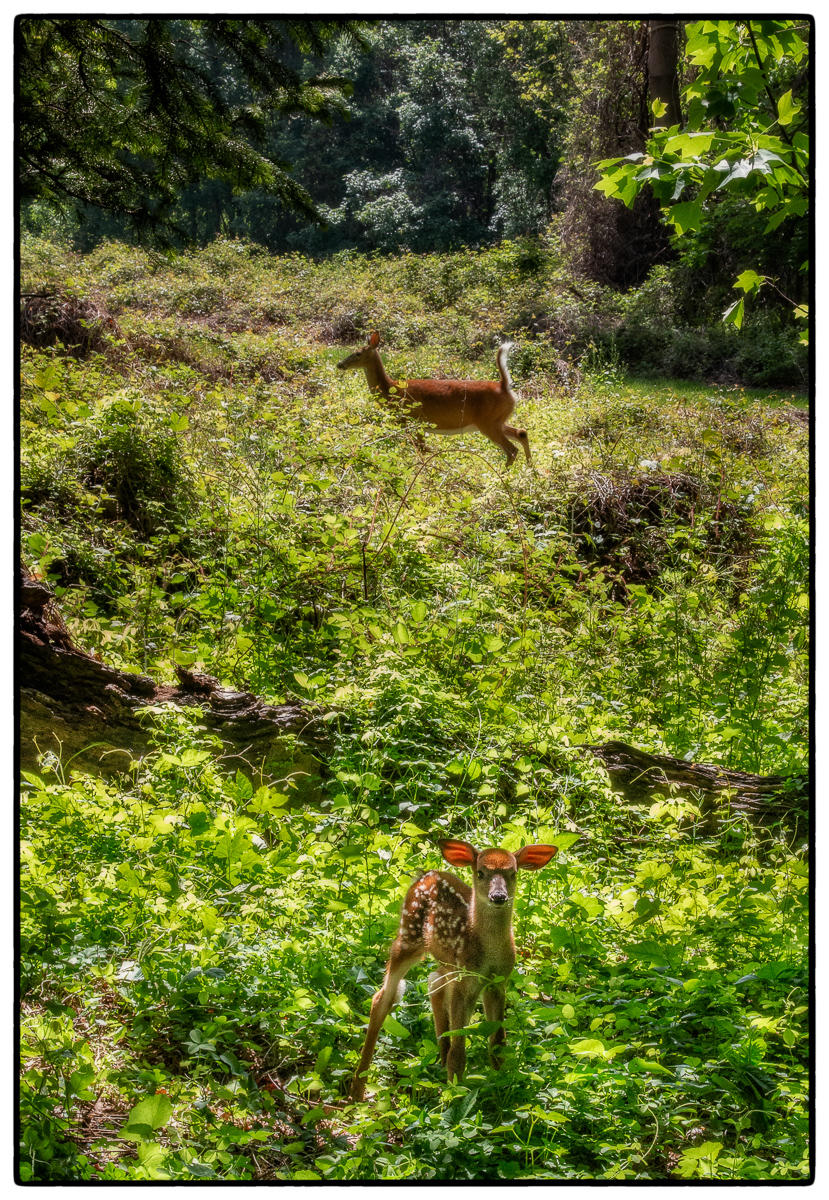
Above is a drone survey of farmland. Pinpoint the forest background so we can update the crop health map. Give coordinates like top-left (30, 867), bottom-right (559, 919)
top-left (18, 15), bottom-right (811, 1183)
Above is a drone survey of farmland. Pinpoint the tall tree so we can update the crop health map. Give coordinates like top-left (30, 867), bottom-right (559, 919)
top-left (557, 19), bottom-right (671, 288)
top-left (647, 20), bottom-right (682, 129)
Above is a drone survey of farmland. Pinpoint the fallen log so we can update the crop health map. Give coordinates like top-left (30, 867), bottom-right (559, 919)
top-left (584, 739), bottom-right (808, 835)
top-left (19, 565), bottom-right (326, 791)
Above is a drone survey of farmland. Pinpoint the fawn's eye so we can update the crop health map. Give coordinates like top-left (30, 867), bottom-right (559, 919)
top-left (477, 870), bottom-right (485, 880)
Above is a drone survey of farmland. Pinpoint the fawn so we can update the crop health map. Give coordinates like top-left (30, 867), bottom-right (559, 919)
top-left (336, 331), bottom-right (532, 467)
top-left (350, 838), bottom-right (557, 1101)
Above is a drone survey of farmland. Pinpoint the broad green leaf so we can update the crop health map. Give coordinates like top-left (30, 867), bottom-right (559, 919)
top-left (723, 297), bottom-right (744, 329)
top-left (777, 89), bottom-right (800, 127)
top-left (569, 1037), bottom-right (607, 1058)
top-left (627, 1056), bottom-right (674, 1077)
top-left (392, 621), bottom-right (410, 645)
top-left (179, 748), bottom-right (210, 767)
top-left (382, 1015), bottom-right (410, 1039)
top-left (663, 130), bottom-right (716, 157)
top-left (734, 270), bottom-right (764, 295)
top-left (668, 200), bottom-right (702, 235)
top-left (330, 994), bottom-right (351, 1018)
top-left (123, 1094), bottom-right (173, 1142)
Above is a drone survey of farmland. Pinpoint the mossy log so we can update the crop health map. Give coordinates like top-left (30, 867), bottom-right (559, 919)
top-left (19, 566), bottom-right (325, 790)
top-left (584, 739), bottom-right (808, 834)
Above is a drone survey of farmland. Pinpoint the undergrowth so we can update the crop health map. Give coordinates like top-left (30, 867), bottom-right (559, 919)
top-left (18, 236), bottom-right (810, 1181)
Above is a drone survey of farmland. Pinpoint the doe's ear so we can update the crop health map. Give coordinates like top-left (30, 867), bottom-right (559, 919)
top-left (439, 839), bottom-right (478, 868)
top-left (368, 330), bottom-right (380, 348)
top-left (515, 844), bottom-right (558, 870)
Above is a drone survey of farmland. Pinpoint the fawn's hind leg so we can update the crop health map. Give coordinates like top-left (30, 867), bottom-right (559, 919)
top-left (351, 943), bottom-right (422, 1101)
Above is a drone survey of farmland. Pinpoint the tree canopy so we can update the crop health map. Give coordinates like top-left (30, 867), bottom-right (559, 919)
top-left (18, 16), bottom-right (811, 333)
top-left (595, 20), bottom-right (809, 327)
top-left (17, 17), bottom-right (366, 238)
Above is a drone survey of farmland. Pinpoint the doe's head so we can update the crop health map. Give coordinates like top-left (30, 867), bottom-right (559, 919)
top-left (439, 838), bottom-right (557, 908)
top-left (336, 330), bottom-right (381, 371)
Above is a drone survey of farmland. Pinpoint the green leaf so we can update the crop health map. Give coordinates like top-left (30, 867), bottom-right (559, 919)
top-left (392, 621), bottom-right (410, 645)
top-left (627, 1056), bottom-right (674, 1077)
top-left (663, 130), bottom-right (716, 157)
top-left (569, 1037), bottom-right (607, 1058)
top-left (382, 1015), bottom-right (410, 1039)
top-left (179, 748), bottom-right (211, 768)
top-left (777, 89), bottom-right (800, 127)
top-left (668, 200), bottom-right (702, 235)
top-left (723, 297), bottom-right (744, 329)
top-left (330, 994), bottom-right (351, 1018)
top-left (733, 270), bottom-right (764, 295)
top-left (123, 1094), bottom-right (173, 1142)
top-left (137, 1142), bottom-right (168, 1175)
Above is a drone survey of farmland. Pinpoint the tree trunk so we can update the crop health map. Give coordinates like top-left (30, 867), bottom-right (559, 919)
top-left (584, 739), bottom-right (808, 836)
top-left (647, 20), bottom-right (683, 128)
top-left (19, 565), bottom-right (326, 791)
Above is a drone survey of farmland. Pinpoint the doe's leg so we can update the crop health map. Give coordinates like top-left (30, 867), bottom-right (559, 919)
top-left (504, 424), bottom-right (532, 465)
top-left (481, 426), bottom-right (519, 467)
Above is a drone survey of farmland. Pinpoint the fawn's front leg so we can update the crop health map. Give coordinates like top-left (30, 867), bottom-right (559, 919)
top-left (482, 981), bottom-right (507, 1067)
top-left (445, 974), bottom-right (482, 1083)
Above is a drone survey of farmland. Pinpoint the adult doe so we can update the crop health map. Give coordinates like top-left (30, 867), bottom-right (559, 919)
top-left (350, 838), bottom-right (557, 1101)
top-left (336, 331), bottom-right (532, 466)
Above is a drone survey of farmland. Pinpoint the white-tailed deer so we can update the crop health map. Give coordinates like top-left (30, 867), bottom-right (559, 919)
top-left (336, 331), bottom-right (532, 467)
top-left (350, 838), bottom-right (557, 1101)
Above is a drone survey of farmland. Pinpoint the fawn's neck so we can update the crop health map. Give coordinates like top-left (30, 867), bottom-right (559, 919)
top-left (468, 892), bottom-right (516, 956)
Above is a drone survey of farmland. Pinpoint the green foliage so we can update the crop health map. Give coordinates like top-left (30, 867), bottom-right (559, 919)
top-left (269, 20), bottom-right (571, 255)
top-left (17, 16), bottom-right (366, 240)
top-left (19, 18), bottom-right (573, 255)
top-left (596, 20), bottom-right (809, 331)
top-left (19, 238), bottom-right (809, 1180)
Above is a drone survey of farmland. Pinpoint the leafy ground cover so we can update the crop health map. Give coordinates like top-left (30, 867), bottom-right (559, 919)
top-left (19, 237), bottom-right (810, 1180)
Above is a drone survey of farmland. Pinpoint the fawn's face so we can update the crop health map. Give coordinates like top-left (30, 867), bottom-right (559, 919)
top-left (440, 839), bottom-right (558, 910)
top-left (474, 850), bottom-right (519, 908)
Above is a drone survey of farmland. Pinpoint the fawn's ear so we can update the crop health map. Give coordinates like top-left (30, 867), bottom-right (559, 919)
top-left (368, 330), bottom-right (380, 348)
top-left (515, 844), bottom-right (558, 870)
top-left (439, 839), bottom-right (478, 868)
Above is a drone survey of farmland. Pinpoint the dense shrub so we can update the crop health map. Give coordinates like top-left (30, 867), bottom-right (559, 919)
top-left (73, 400), bottom-right (191, 538)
